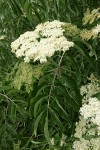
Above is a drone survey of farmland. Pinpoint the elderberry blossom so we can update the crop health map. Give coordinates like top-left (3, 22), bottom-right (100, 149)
top-left (11, 20), bottom-right (74, 63)
top-left (93, 24), bottom-right (100, 35)
top-left (73, 75), bottom-right (100, 150)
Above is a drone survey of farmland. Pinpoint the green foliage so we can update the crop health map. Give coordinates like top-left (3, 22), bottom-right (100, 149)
top-left (0, 0), bottom-right (100, 149)
top-left (0, 82), bottom-right (30, 149)
top-left (28, 52), bottom-right (82, 149)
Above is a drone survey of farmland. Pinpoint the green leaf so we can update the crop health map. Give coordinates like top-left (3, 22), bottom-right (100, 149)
top-left (44, 115), bottom-right (51, 145)
top-left (74, 43), bottom-right (94, 67)
top-left (49, 107), bottom-right (65, 133)
top-left (34, 110), bottom-right (44, 137)
top-left (9, 0), bottom-right (23, 16)
top-left (55, 98), bottom-right (71, 124)
top-left (10, 102), bottom-right (16, 121)
top-left (34, 95), bottom-right (47, 118)
top-left (36, 84), bottom-right (49, 96)
top-left (17, 105), bottom-right (29, 120)
top-left (61, 75), bottom-right (82, 106)
top-left (23, 0), bottom-right (32, 21)
top-left (67, 0), bottom-right (76, 15)
top-left (79, 39), bottom-right (97, 60)
top-left (32, 6), bottom-right (41, 22)
top-left (0, 86), bottom-right (10, 91)
top-left (54, 82), bottom-right (80, 111)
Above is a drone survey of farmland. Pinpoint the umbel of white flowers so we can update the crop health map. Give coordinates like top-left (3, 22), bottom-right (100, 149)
top-left (73, 97), bottom-right (100, 150)
top-left (11, 20), bottom-right (74, 63)
top-left (73, 75), bottom-right (100, 150)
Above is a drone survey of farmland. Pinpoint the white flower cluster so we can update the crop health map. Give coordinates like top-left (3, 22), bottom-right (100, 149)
top-left (73, 130), bottom-right (100, 150)
top-left (73, 110), bottom-right (100, 150)
top-left (11, 20), bottom-right (74, 63)
top-left (80, 74), bottom-right (100, 102)
top-left (80, 97), bottom-right (100, 127)
top-left (92, 24), bottom-right (100, 35)
top-left (73, 75), bottom-right (100, 150)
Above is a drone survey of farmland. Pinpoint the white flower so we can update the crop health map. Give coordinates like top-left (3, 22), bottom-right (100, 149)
top-left (80, 97), bottom-right (100, 127)
top-left (74, 116), bottom-right (87, 139)
top-left (11, 20), bottom-right (74, 63)
top-left (42, 28), bottom-right (64, 37)
top-left (80, 74), bottom-right (100, 102)
top-left (73, 74), bottom-right (100, 150)
top-left (0, 35), bottom-right (7, 40)
top-left (60, 134), bottom-right (67, 147)
top-left (73, 138), bottom-right (90, 150)
top-left (93, 24), bottom-right (100, 35)
top-left (90, 138), bottom-right (100, 150)
top-left (50, 138), bottom-right (55, 145)
top-left (73, 115), bottom-right (100, 150)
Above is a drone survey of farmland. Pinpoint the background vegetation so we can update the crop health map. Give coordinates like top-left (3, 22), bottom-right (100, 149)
top-left (0, 0), bottom-right (100, 149)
